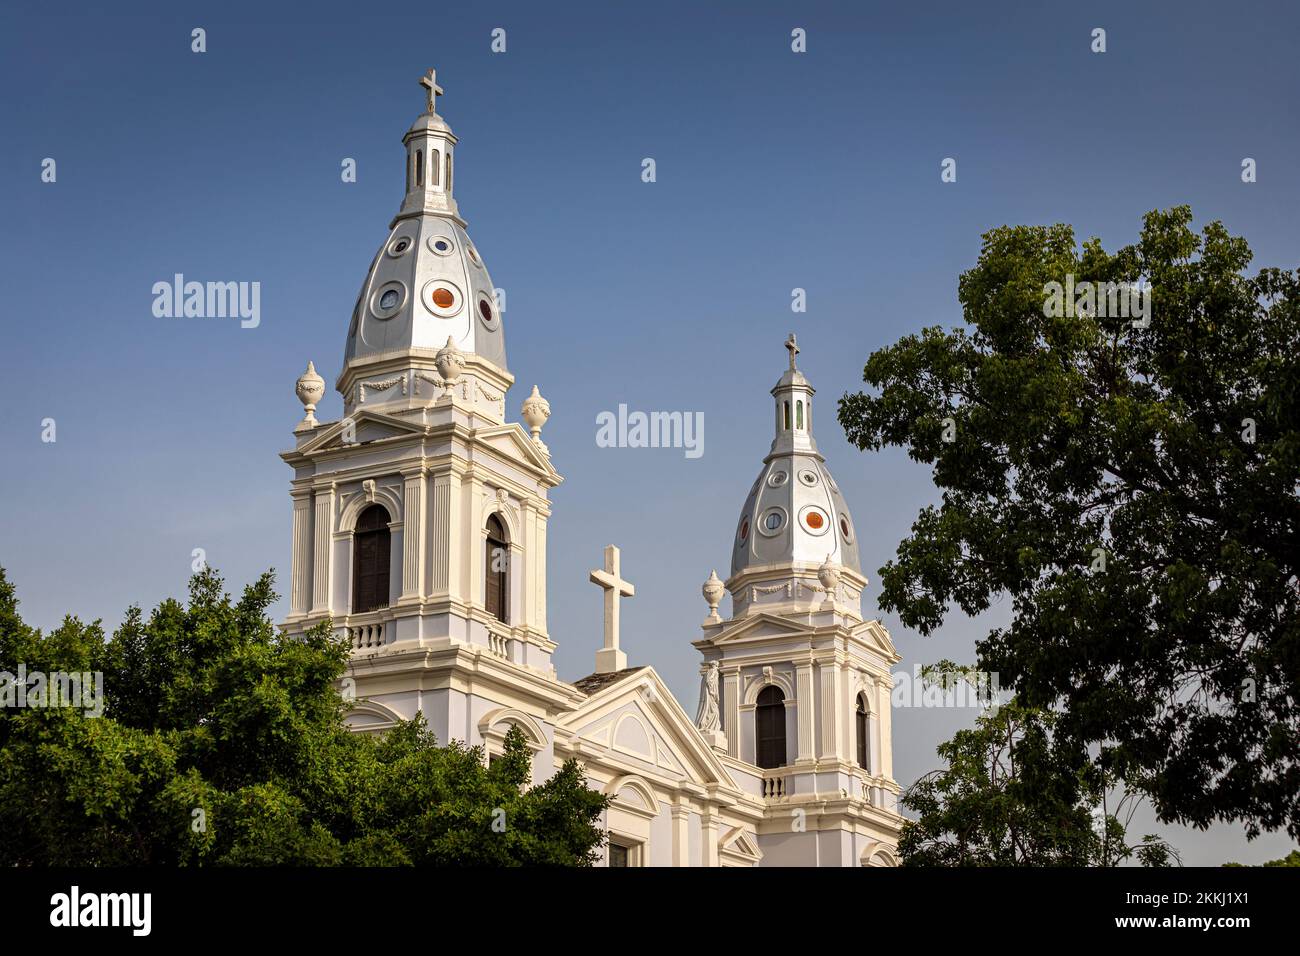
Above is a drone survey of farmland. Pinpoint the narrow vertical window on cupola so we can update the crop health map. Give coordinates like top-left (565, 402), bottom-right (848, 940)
top-left (445, 152), bottom-right (453, 192)
top-left (430, 149), bottom-right (441, 186)
top-left (783, 401), bottom-right (791, 431)
top-left (796, 401), bottom-right (804, 430)
top-left (415, 150), bottom-right (424, 187)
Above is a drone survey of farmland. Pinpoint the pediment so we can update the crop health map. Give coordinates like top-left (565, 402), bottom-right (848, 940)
top-left (559, 668), bottom-right (739, 792)
top-left (719, 826), bottom-right (763, 865)
top-left (473, 423), bottom-right (561, 483)
top-left (295, 410), bottom-right (429, 456)
top-left (851, 619), bottom-right (900, 661)
top-left (703, 612), bottom-right (819, 646)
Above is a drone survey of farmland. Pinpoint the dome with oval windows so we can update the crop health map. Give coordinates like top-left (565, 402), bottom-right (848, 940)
top-left (729, 335), bottom-right (862, 581)
top-left (342, 69), bottom-right (506, 375)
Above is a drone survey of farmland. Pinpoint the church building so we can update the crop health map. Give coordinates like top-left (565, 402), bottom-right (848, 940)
top-left (280, 69), bottom-right (904, 867)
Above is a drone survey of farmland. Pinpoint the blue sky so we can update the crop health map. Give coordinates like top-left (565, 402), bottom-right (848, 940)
top-left (2, 0), bottom-right (1297, 864)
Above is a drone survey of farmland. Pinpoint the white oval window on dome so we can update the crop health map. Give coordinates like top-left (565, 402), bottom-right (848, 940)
top-left (422, 279), bottom-right (462, 317)
top-left (767, 471), bottom-right (789, 487)
top-left (839, 513), bottom-right (853, 543)
top-left (370, 281), bottom-right (407, 320)
top-left (477, 295), bottom-right (499, 330)
top-left (798, 470), bottom-right (819, 486)
top-left (386, 235), bottom-right (414, 258)
top-left (427, 235), bottom-right (455, 256)
top-left (757, 508), bottom-right (787, 537)
top-left (800, 506), bottom-right (830, 536)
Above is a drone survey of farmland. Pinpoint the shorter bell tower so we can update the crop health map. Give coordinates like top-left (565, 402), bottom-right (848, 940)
top-left (693, 335), bottom-right (904, 866)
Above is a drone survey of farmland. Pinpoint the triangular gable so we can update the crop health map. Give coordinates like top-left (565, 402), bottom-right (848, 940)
top-left (699, 611), bottom-right (900, 662)
top-left (700, 611), bottom-right (820, 646)
top-left (294, 409), bottom-right (429, 456)
top-left (558, 667), bottom-right (741, 794)
top-left (719, 826), bottom-right (763, 865)
top-left (473, 423), bottom-right (561, 484)
top-left (851, 619), bottom-right (901, 661)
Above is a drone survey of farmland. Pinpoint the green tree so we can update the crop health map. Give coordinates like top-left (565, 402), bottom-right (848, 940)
top-left (0, 567), bottom-right (609, 866)
top-left (1223, 848), bottom-right (1300, 867)
top-left (839, 207), bottom-right (1300, 842)
top-left (899, 665), bottom-right (1178, 866)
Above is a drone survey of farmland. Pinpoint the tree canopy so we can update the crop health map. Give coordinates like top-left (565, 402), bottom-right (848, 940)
top-left (840, 206), bottom-right (1300, 842)
top-left (0, 567), bottom-right (609, 866)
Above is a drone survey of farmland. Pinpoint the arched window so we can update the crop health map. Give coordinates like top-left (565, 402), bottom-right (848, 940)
top-left (352, 505), bottom-right (391, 613)
top-left (415, 150), bottom-right (424, 187)
top-left (856, 694), bottom-right (870, 770)
top-left (783, 401), bottom-right (791, 431)
top-left (430, 148), bottom-right (441, 186)
top-left (485, 514), bottom-right (508, 623)
top-left (755, 686), bottom-right (787, 769)
top-left (796, 400), bottom-right (804, 430)
top-left (445, 152), bottom-right (453, 192)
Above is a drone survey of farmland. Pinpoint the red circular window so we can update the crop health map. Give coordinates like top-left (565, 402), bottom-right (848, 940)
top-left (739, 517), bottom-right (749, 541)
top-left (479, 298), bottom-right (493, 322)
top-left (806, 511), bottom-right (825, 530)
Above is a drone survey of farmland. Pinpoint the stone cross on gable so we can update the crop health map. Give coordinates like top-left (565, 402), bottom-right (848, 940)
top-left (590, 544), bottom-right (634, 674)
top-left (419, 68), bottom-right (444, 113)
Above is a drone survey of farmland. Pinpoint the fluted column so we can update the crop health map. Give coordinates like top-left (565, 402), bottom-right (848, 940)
top-left (796, 661), bottom-right (815, 761)
top-left (428, 471), bottom-right (451, 596)
top-left (876, 673), bottom-right (894, 779)
top-left (818, 660), bottom-right (839, 760)
top-left (310, 485), bottom-right (334, 615)
top-left (723, 668), bottom-right (741, 758)
top-left (400, 470), bottom-right (426, 601)
top-left (290, 490), bottom-right (312, 616)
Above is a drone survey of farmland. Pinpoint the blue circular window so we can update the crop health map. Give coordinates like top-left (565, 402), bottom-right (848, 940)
top-left (379, 289), bottom-right (400, 310)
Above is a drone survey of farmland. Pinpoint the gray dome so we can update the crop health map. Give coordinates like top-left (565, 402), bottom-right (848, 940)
top-left (343, 216), bottom-right (506, 371)
top-left (341, 73), bottom-right (506, 375)
top-left (730, 455), bottom-right (861, 579)
top-left (729, 336), bottom-right (861, 579)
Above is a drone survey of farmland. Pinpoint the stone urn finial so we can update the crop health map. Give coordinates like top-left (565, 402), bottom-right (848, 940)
top-left (817, 554), bottom-right (841, 607)
top-left (295, 361), bottom-right (325, 431)
top-left (702, 569), bottom-right (725, 624)
top-left (521, 385), bottom-right (551, 453)
top-left (435, 336), bottom-right (465, 384)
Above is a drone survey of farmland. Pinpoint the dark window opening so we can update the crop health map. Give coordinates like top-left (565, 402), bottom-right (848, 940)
top-left (485, 514), bottom-right (508, 623)
top-left (856, 695), bottom-right (870, 770)
top-left (755, 685), bottom-right (787, 769)
top-left (352, 504), bottom-right (391, 613)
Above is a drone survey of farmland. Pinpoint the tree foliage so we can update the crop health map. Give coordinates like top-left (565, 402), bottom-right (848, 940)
top-left (899, 667), bottom-right (1178, 866)
top-left (840, 207), bottom-right (1300, 841)
top-left (0, 567), bottom-right (609, 866)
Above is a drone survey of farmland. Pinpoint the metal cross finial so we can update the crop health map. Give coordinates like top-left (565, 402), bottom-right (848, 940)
top-left (419, 68), bottom-right (444, 113)
top-left (785, 332), bottom-right (800, 369)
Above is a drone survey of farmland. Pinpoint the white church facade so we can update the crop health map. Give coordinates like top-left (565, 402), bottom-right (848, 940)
top-left (280, 69), bottom-right (904, 867)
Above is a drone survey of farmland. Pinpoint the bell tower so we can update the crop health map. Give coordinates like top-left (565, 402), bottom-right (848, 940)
top-left (693, 335), bottom-right (904, 866)
top-left (279, 69), bottom-right (578, 776)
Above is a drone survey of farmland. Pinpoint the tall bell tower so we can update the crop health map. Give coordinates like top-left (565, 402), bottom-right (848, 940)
top-left (280, 69), bottom-right (579, 777)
